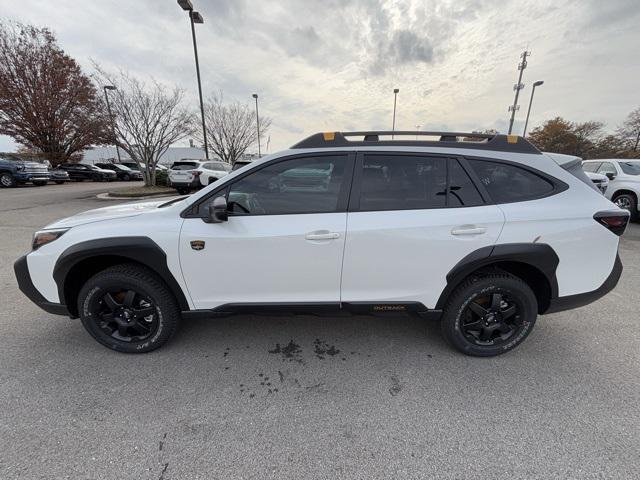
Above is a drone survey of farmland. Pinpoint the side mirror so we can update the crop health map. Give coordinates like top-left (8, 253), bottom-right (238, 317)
top-left (605, 172), bottom-right (616, 180)
top-left (204, 196), bottom-right (228, 223)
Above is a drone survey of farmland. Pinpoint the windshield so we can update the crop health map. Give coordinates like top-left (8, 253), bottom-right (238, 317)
top-left (172, 162), bottom-right (199, 170)
top-left (619, 161), bottom-right (640, 175)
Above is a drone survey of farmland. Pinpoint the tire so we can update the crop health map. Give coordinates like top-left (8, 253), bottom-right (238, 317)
top-left (123, 174), bottom-right (131, 181)
top-left (55, 181), bottom-right (65, 185)
top-left (177, 187), bottom-right (190, 195)
top-left (0, 172), bottom-right (16, 188)
top-left (612, 193), bottom-right (638, 221)
top-left (77, 264), bottom-right (180, 353)
top-left (208, 177), bottom-right (218, 185)
top-left (32, 180), bottom-right (47, 186)
top-left (440, 273), bottom-right (538, 357)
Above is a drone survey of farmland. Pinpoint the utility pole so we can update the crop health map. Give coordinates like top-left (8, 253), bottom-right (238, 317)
top-left (507, 50), bottom-right (530, 135)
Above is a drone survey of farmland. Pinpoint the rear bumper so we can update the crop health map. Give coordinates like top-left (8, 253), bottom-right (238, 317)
top-left (169, 178), bottom-right (200, 188)
top-left (545, 254), bottom-right (622, 314)
top-left (14, 255), bottom-right (69, 316)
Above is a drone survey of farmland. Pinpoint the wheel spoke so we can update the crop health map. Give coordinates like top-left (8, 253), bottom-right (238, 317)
top-left (101, 312), bottom-right (114, 322)
top-left (123, 290), bottom-right (136, 307)
top-left (133, 306), bottom-right (155, 318)
top-left (117, 324), bottom-right (129, 337)
top-left (497, 322), bottom-right (514, 334)
top-left (501, 304), bottom-right (517, 320)
top-left (468, 302), bottom-right (487, 316)
top-left (479, 328), bottom-right (493, 342)
top-left (463, 319), bottom-right (483, 330)
top-left (131, 320), bottom-right (151, 334)
top-left (490, 293), bottom-right (502, 311)
top-left (103, 293), bottom-right (120, 312)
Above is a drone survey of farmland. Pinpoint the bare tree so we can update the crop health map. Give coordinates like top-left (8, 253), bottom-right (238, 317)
top-left (94, 68), bottom-right (194, 186)
top-left (202, 93), bottom-right (271, 164)
top-left (0, 21), bottom-right (108, 165)
top-left (617, 107), bottom-right (640, 152)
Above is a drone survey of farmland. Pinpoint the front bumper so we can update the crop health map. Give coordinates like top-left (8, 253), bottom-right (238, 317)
top-left (545, 254), bottom-right (622, 314)
top-left (15, 173), bottom-right (51, 182)
top-left (14, 255), bottom-right (69, 316)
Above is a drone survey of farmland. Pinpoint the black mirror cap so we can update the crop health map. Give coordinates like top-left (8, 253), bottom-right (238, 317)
top-left (605, 172), bottom-right (616, 180)
top-left (204, 196), bottom-right (228, 223)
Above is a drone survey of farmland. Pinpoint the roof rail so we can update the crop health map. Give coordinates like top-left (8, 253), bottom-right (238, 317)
top-left (291, 131), bottom-right (541, 154)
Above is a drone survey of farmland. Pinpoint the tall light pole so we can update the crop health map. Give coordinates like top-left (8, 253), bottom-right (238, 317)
top-left (103, 85), bottom-right (122, 163)
top-left (392, 88), bottom-right (399, 138)
top-left (252, 93), bottom-right (261, 157)
top-left (507, 50), bottom-right (530, 135)
top-left (523, 80), bottom-right (544, 137)
top-left (177, 0), bottom-right (209, 159)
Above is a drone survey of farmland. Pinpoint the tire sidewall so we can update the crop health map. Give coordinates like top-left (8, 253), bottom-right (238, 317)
top-left (78, 273), bottom-right (173, 353)
top-left (443, 277), bottom-right (537, 357)
top-left (1, 172), bottom-right (16, 187)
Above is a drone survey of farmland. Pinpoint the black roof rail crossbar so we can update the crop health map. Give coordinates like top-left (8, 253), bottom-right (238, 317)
top-left (291, 131), bottom-right (542, 154)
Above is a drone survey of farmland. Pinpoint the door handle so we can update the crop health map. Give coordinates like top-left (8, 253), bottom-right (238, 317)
top-left (451, 226), bottom-right (487, 236)
top-left (305, 230), bottom-right (341, 241)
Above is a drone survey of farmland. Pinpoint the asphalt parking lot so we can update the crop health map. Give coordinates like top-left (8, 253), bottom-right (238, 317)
top-left (1, 182), bottom-right (638, 480)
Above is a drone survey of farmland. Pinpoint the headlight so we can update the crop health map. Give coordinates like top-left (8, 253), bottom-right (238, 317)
top-left (32, 228), bottom-right (69, 250)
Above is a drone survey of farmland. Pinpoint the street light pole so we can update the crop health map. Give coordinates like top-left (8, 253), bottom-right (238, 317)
top-left (523, 80), bottom-right (544, 137)
top-left (103, 85), bottom-right (122, 163)
top-left (252, 94), bottom-right (261, 157)
top-left (392, 88), bottom-right (399, 138)
top-left (178, 0), bottom-right (209, 159)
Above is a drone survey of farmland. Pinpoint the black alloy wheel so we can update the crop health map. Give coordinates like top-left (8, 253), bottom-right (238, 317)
top-left (78, 264), bottom-right (180, 353)
top-left (440, 273), bottom-right (537, 356)
top-left (93, 289), bottom-right (159, 343)
top-left (460, 292), bottom-right (522, 346)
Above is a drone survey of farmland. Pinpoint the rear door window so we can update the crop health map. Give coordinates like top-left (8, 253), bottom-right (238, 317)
top-left (467, 159), bottom-right (555, 204)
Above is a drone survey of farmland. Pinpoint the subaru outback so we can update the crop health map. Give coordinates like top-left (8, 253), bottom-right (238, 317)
top-left (14, 131), bottom-right (628, 356)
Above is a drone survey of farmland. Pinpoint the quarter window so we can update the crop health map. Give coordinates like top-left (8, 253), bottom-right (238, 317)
top-left (597, 162), bottom-right (617, 176)
top-left (467, 159), bottom-right (554, 204)
top-left (225, 155), bottom-right (348, 215)
top-left (448, 159), bottom-right (484, 207)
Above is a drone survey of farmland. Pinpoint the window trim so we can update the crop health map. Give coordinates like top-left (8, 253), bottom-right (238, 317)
top-left (348, 152), bottom-right (488, 213)
top-left (463, 154), bottom-right (569, 205)
top-left (181, 152), bottom-right (356, 219)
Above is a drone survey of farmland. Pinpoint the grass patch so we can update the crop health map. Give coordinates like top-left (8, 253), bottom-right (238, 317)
top-left (107, 185), bottom-right (176, 198)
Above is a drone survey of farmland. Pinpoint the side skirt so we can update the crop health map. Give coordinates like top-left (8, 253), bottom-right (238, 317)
top-left (182, 302), bottom-right (443, 321)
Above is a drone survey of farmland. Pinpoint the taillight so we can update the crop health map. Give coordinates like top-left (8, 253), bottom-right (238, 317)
top-left (594, 210), bottom-right (630, 236)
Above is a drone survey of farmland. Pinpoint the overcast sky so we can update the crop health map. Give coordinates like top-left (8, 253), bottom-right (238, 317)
top-left (1, 0), bottom-right (639, 154)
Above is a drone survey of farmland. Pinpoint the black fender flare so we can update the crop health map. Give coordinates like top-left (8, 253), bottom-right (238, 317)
top-left (53, 236), bottom-right (190, 313)
top-left (434, 243), bottom-right (560, 310)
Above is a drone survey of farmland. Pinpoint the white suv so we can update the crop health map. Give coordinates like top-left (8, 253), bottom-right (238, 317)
top-left (168, 160), bottom-right (231, 195)
top-left (583, 159), bottom-right (640, 219)
top-left (14, 131), bottom-right (628, 356)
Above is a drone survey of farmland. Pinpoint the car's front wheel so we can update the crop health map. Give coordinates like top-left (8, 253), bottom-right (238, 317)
top-left (77, 264), bottom-right (180, 353)
top-left (440, 273), bottom-right (537, 357)
top-left (0, 172), bottom-right (16, 188)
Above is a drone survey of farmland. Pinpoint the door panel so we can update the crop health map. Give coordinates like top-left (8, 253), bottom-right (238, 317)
top-left (341, 206), bottom-right (504, 308)
top-left (180, 213), bottom-right (347, 308)
top-left (341, 152), bottom-right (504, 309)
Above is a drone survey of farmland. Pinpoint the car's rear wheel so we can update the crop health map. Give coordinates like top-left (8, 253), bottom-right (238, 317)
top-left (613, 193), bottom-right (637, 220)
top-left (77, 264), bottom-right (180, 353)
top-left (123, 173), bottom-right (131, 181)
top-left (440, 273), bottom-right (537, 357)
top-left (55, 180), bottom-right (65, 185)
top-left (0, 172), bottom-right (16, 188)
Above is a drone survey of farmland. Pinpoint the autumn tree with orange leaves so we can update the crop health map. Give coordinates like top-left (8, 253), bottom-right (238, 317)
top-left (0, 21), bottom-right (107, 165)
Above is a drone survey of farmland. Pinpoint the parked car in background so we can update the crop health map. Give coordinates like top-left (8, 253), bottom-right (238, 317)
top-left (583, 159), bottom-right (640, 219)
top-left (58, 163), bottom-right (117, 182)
top-left (0, 156), bottom-right (51, 187)
top-left (95, 162), bottom-right (143, 181)
top-left (584, 171), bottom-right (609, 194)
top-left (168, 160), bottom-right (231, 195)
top-left (49, 168), bottom-right (70, 184)
top-left (15, 131), bottom-right (628, 356)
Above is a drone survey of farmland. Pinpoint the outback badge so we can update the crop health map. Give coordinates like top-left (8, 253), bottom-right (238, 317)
top-left (190, 240), bottom-right (205, 251)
